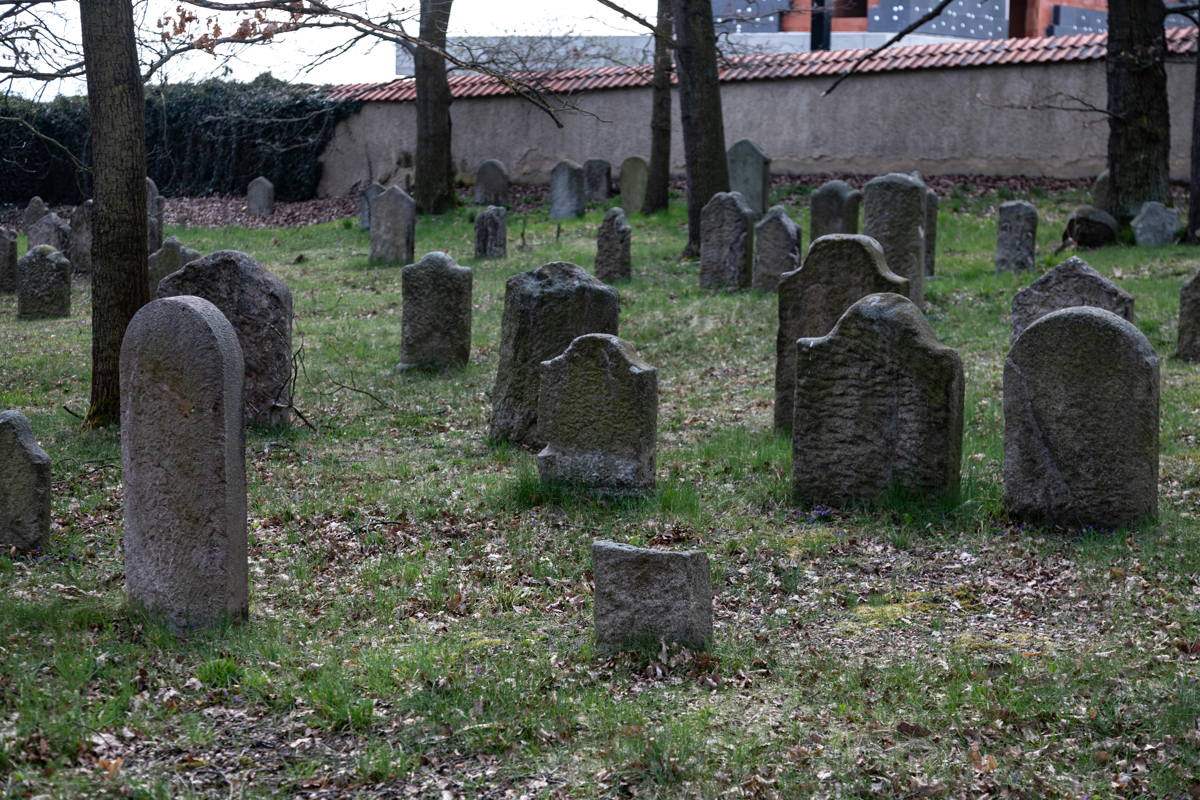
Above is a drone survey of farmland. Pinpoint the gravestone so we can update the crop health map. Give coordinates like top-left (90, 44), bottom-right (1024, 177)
top-left (923, 186), bottom-right (938, 276)
top-left (1010, 256), bottom-right (1133, 342)
top-left (1064, 206), bottom-right (1118, 248)
top-left (793, 293), bottom-right (963, 505)
top-left (120, 295), bottom-right (247, 632)
top-left (157, 250), bottom-right (293, 426)
top-left (22, 197), bottom-right (49, 231)
top-left (775, 235), bottom-right (909, 432)
top-left (148, 195), bottom-right (166, 254)
top-left (68, 200), bottom-right (93, 275)
top-left (700, 191), bottom-right (754, 290)
top-left (619, 157), bottom-right (649, 215)
top-left (810, 180), bottom-right (862, 241)
top-left (1091, 169), bottom-right (1110, 211)
top-left (549, 160), bottom-right (585, 220)
top-left (474, 160), bottom-right (510, 206)
top-left (488, 262), bottom-right (619, 447)
top-left (726, 138), bottom-right (770, 217)
top-left (0, 410), bottom-right (51, 552)
top-left (398, 252), bottom-right (472, 371)
top-left (863, 173), bottom-right (926, 306)
top-left (0, 227), bottom-right (17, 293)
top-left (584, 159), bottom-right (613, 202)
top-left (359, 182), bottom-right (384, 231)
top-left (1178, 271), bottom-right (1200, 362)
top-left (17, 245), bottom-right (71, 320)
top-left (594, 207), bottom-right (632, 283)
top-left (995, 200), bottom-right (1038, 273)
top-left (1131, 201), bottom-right (1180, 247)
top-left (27, 212), bottom-right (70, 253)
top-left (474, 205), bottom-right (507, 259)
top-left (369, 186), bottom-right (416, 265)
top-left (753, 205), bottom-right (800, 292)
top-left (148, 236), bottom-right (201, 295)
top-left (592, 540), bottom-right (712, 652)
top-left (538, 334), bottom-right (656, 492)
top-left (1003, 306), bottom-right (1158, 527)
top-left (247, 176), bottom-right (275, 217)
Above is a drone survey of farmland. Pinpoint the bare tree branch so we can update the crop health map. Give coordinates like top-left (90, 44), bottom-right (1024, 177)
top-left (822, 0), bottom-right (956, 96)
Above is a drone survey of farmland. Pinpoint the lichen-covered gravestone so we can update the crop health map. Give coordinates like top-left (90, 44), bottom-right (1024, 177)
top-left (22, 197), bottom-right (48, 232)
top-left (27, 212), bottom-right (70, 253)
top-left (359, 182), bottom-right (384, 231)
top-left (995, 200), bottom-right (1038, 273)
top-left (1180, 272), bottom-right (1200, 362)
top-left (863, 173), bottom-right (926, 306)
top-left (474, 205), bottom-right (507, 259)
top-left (17, 245), bottom-right (71, 320)
top-left (157, 250), bottom-right (293, 426)
top-left (488, 262), bottom-right (619, 446)
top-left (148, 236), bottom-right (201, 295)
top-left (1064, 206), bottom-right (1117, 248)
top-left (549, 160), bottom-right (585, 220)
top-left (700, 191), bottom-right (754, 290)
top-left (0, 227), bottom-right (17, 293)
top-left (474, 160), bottom-right (510, 206)
top-left (68, 201), bottom-right (93, 275)
top-left (792, 293), bottom-right (963, 505)
top-left (1010, 256), bottom-right (1133, 342)
top-left (810, 180), bottom-right (861, 241)
top-left (0, 410), bottom-right (51, 552)
top-left (398, 252), bottom-right (472, 371)
top-left (1131, 201), bottom-right (1180, 247)
top-left (584, 159), bottom-right (612, 202)
top-left (753, 205), bottom-right (800, 292)
top-left (619, 157), bottom-right (648, 215)
top-left (1003, 306), bottom-right (1158, 527)
top-left (923, 186), bottom-right (938, 276)
top-left (775, 235), bottom-right (908, 432)
top-left (592, 540), bottom-right (712, 652)
top-left (537, 334), bottom-right (656, 492)
top-left (247, 176), bottom-right (275, 217)
top-left (594, 208), bottom-right (632, 283)
top-left (121, 295), bottom-right (248, 632)
top-left (148, 195), bottom-right (166, 254)
top-left (369, 186), bottom-right (416, 265)
top-left (727, 139), bottom-right (770, 218)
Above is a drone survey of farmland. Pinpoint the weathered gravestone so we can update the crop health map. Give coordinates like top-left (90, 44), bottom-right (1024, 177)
top-left (592, 540), bottom-right (712, 652)
top-left (359, 182), bottom-right (384, 231)
top-left (120, 295), bottom-right (247, 632)
top-left (148, 195), bottom-right (166, 254)
top-left (584, 159), bottom-right (613, 202)
top-left (247, 176), bottom-right (275, 217)
top-left (1003, 306), bottom-right (1158, 527)
top-left (1010, 256), bottom-right (1133, 342)
top-left (1131, 201), bottom-right (1180, 247)
top-left (538, 334), bottom-right (657, 492)
top-left (863, 173), bottom-right (926, 306)
top-left (1180, 272), bottom-right (1200, 362)
top-left (792, 293), bottom-right (963, 505)
top-left (753, 205), bottom-right (800, 292)
top-left (1091, 169), bottom-right (1110, 212)
top-left (594, 207), bottom-right (632, 283)
top-left (474, 160), bottom-right (510, 206)
top-left (148, 236), bottom-right (201, 295)
top-left (810, 180), bottom-right (861, 241)
top-left (369, 186), bottom-right (416, 265)
top-left (157, 250), bottom-right (293, 426)
top-left (488, 262), bottom-right (619, 446)
top-left (775, 235), bottom-right (908, 432)
top-left (398, 252), bottom-right (472, 371)
top-left (68, 201), bottom-right (93, 275)
top-left (22, 197), bottom-right (49, 231)
top-left (0, 228), bottom-right (17, 293)
top-left (549, 160), bottom-right (585, 220)
top-left (619, 157), bottom-right (649, 215)
top-left (700, 191), bottom-right (754, 290)
top-left (1064, 206), bottom-right (1118, 248)
top-left (474, 205), bottom-right (507, 259)
top-left (726, 138), bottom-right (770, 218)
top-left (27, 212), bottom-right (70, 253)
top-left (17, 245), bottom-right (71, 320)
top-left (995, 200), bottom-right (1038, 273)
top-left (0, 410), bottom-right (51, 552)
top-left (923, 186), bottom-right (938, 276)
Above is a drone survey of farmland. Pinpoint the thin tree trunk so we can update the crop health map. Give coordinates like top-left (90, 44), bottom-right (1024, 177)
top-left (642, 0), bottom-right (673, 215)
top-left (414, 0), bottom-right (457, 214)
top-left (1188, 41), bottom-right (1200, 243)
top-left (81, 0), bottom-right (149, 427)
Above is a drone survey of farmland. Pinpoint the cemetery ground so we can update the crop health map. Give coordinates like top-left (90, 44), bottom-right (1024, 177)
top-left (2, 182), bottom-right (1200, 799)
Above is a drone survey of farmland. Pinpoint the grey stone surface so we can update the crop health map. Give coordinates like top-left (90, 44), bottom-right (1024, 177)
top-left (120, 295), bottom-right (247, 633)
top-left (619, 157), bottom-right (648, 215)
top-left (1131, 201), bottom-right (1180, 247)
top-left (549, 160), bottom-right (585, 220)
top-left (700, 191), bottom-right (754, 290)
top-left (0, 227), bottom-right (17, 293)
top-left (995, 200), bottom-right (1038, 273)
top-left (247, 176), bottom-right (275, 217)
top-left (359, 182), bottom-right (384, 231)
top-left (1003, 306), bottom-right (1158, 527)
top-left (27, 212), bottom-right (70, 253)
top-left (17, 245), bottom-right (71, 320)
top-left (22, 197), bottom-right (49, 231)
top-left (148, 236), bottom-right (201, 296)
top-left (923, 186), bottom-right (938, 276)
top-left (537, 334), bottom-right (656, 492)
top-left (1010, 256), bottom-right (1133, 342)
top-left (584, 159), bottom-right (612, 202)
top-left (474, 205), bottom-right (507, 259)
top-left (863, 173), bottom-right (926, 306)
top-left (0, 410), bottom-right (51, 552)
top-left (753, 205), bottom-right (800, 292)
top-left (810, 180), bottom-right (861, 241)
top-left (68, 201), bottom-right (93, 275)
top-left (474, 160), bottom-right (510, 206)
top-left (775, 234), bottom-right (909, 432)
top-left (369, 186), bottom-right (416, 265)
top-left (157, 250), bottom-right (293, 426)
top-left (793, 293), bottom-right (963, 505)
top-left (726, 138), bottom-right (770, 217)
top-left (399, 252), bottom-right (472, 371)
top-left (1064, 206), bottom-right (1118, 248)
top-left (148, 195), bottom-right (166, 254)
top-left (1091, 169), bottom-right (1110, 211)
top-left (594, 207), bottom-right (632, 283)
top-left (592, 540), bottom-right (712, 652)
top-left (1178, 271), bottom-right (1200, 362)
top-left (488, 262), bottom-right (619, 446)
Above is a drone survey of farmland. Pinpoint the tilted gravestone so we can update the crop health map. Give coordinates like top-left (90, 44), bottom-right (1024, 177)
top-left (0, 410), bottom-right (51, 552)
top-left (369, 186), bottom-right (416, 265)
top-left (17, 245), bottom-right (71, 320)
top-left (584, 159), bottom-right (613, 202)
top-left (995, 200), bottom-right (1038, 273)
top-left (549, 160), bottom-right (586, 220)
top-left (247, 176), bottom-right (275, 217)
top-left (398, 252), bottom-right (472, 371)
top-left (592, 540), bottom-right (712, 652)
top-left (0, 227), bottom-right (17, 293)
top-left (810, 180), bottom-right (862, 242)
top-left (148, 236), bottom-right (201, 296)
top-left (1180, 271), bottom-right (1200, 362)
top-left (863, 173), bottom-right (926, 306)
top-left (1131, 201), bottom-right (1180, 247)
top-left (157, 250), bottom-right (293, 426)
top-left (923, 186), bottom-right (938, 276)
top-left (775, 235), bottom-right (909, 432)
top-left (1091, 169), bottom-right (1110, 211)
top-left (120, 295), bottom-right (248, 632)
top-left (538, 334), bottom-right (657, 492)
top-left (1063, 206), bottom-right (1118, 248)
top-left (22, 197), bottom-right (49, 231)
top-left (700, 191), bottom-right (754, 290)
top-left (1010, 256), bottom-right (1133, 342)
top-left (619, 156), bottom-right (649, 216)
top-left (726, 138), bottom-right (770, 218)
top-left (1003, 306), bottom-right (1158, 527)
top-left (488, 262), bottom-right (619, 446)
top-left (359, 182), bottom-right (384, 231)
top-left (68, 201), bottom-right (93, 275)
top-left (474, 160), bottom-right (510, 206)
top-left (594, 207), bottom-right (632, 283)
top-left (474, 205), bottom-right (507, 259)
top-left (753, 205), bottom-right (800, 292)
top-left (27, 212), bottom-right (70, 254)
top-left (793, 293), bottom-right (963, 505)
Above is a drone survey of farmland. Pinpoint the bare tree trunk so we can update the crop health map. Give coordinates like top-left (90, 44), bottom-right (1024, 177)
top-left (1188, 42), bottom-right (1200, 243)
top-left (642, 0), bottom-right (673, 215)
top-left (414, 0), bottom-right (456, 214)
top-left (81, 0), bottom-right (149, 427)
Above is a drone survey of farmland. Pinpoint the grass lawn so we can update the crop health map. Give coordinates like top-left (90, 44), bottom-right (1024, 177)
top-left (2, 182), bottom-right (1200, 798)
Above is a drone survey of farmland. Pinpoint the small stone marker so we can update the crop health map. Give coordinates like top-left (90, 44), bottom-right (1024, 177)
top-left (1010, 256), bottom-right (1133, 342)
top-left (359, 182), bottom-right (384, 231)
top-left (22, 197), bottom-right (49, 231)
top-left (995, 200), bottom-right (1038, 273)
top-left (121, 295), bottom-right (248, 632)
top-left (592, 540), bottom-right (712, 652)
top-left (793, 293), bottom-right (963, 505)
top-left (247, 176), bottom-right (275, 217)
top-left (1003, 306), bottom-right (1158, 527)
top-left (1091, 169), bottom-right (1110, 211)
top-left (594, 207), bottom-right (632, 283)
top-left (1178, 271), bottom-right (1200, 362)
top-left (0, 410), bottom-right (51, 552)
top-left (775, 235), bottom-right (909, 432)
top-left (1063, 206), bottom-right (1118, 248)
top-left (488, 262), bottom-right (619, 446)
top-left (619, 156), bottom-right (649, 215)
top-left (27, 212), bottom-right (70, 253)
top-left (923, 186), bottom-right (938, 276)
top-left (369, 186), bottom-right (416, 265)
top-left (399, 252), bottom-right (472, 371)
top-left (726, 138), bottom-right (770, 217)
top-left (549, 160), bottom-right (585, 220)
top-left (474, 160), bottom-right (510, 206)
top-left (148, 236), bottom-right (201, 295)
top-left (474, 205), bottom-right (507, 259)
top-left (68, 201), bottom-right (93, 275)
top-left (753, 205), bottom-right (800, 292)
top-left (538, 334), bottom-right (657, 492)
top-left (0, 227), bottom-right (17, 293)
top-left (584, 159), bottom-right (613, 202)
top-left (1131, 201), bottom-right (1180, 247)
top-left (157, 250), bottom-right (293, 426)
top-left (863, 173), bottom-right (926, 305)
top-left (810, 180), bottom-right (862, 241)
top-left (700, 191), bottom-right (754, 290)
top-left (17, 245), bottom-right (71, 320)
